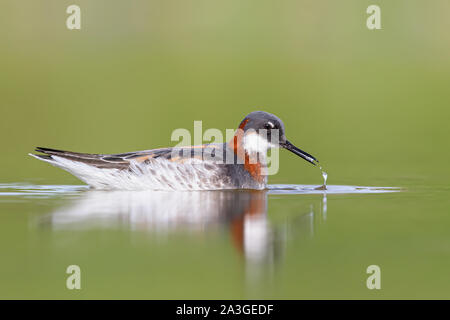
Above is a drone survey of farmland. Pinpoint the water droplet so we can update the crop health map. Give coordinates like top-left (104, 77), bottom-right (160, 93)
top-left (314, 165), bottom-right (328, 190)
top-left (322, 170), bottom-right (328, 186)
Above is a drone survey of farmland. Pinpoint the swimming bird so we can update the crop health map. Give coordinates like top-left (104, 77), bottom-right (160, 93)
top-left (30, 111), bottom-right (318, 190)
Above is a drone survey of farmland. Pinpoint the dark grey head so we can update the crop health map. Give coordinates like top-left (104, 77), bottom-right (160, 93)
top-left (238, 111), bottom-right (318, 165)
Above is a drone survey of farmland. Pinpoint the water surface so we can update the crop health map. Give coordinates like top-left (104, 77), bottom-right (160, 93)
top-left (3, 182), bottom-right (447, 299)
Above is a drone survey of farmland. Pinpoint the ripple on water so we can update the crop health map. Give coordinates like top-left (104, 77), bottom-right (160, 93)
top-left (268, 184), bottom-right (401, 194)
top-left (0, 183), bottom-right (88, 198)
top-left (0, 183), bottom-right (401, 199)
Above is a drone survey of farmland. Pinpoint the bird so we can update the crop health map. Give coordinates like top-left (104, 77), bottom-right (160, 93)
top-left (30, 111), bottom-right (318, 190)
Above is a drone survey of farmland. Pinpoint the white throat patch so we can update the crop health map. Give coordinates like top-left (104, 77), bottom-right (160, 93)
top-left (243, 133), bottom-right (275, 154)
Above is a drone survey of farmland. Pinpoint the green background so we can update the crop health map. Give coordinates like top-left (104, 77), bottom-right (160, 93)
top-left (0, 0), bottom-right (449, 299)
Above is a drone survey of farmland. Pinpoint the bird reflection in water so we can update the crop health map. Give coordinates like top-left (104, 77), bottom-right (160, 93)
top-left (41, 189), bottom-right (327, 270)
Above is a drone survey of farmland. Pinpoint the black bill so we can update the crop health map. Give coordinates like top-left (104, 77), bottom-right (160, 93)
top-left (280, 140), bottom-right (318, 165)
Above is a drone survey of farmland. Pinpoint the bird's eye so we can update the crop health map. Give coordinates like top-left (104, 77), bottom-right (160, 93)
top-left (265, 121), bottom-right (275, 130)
